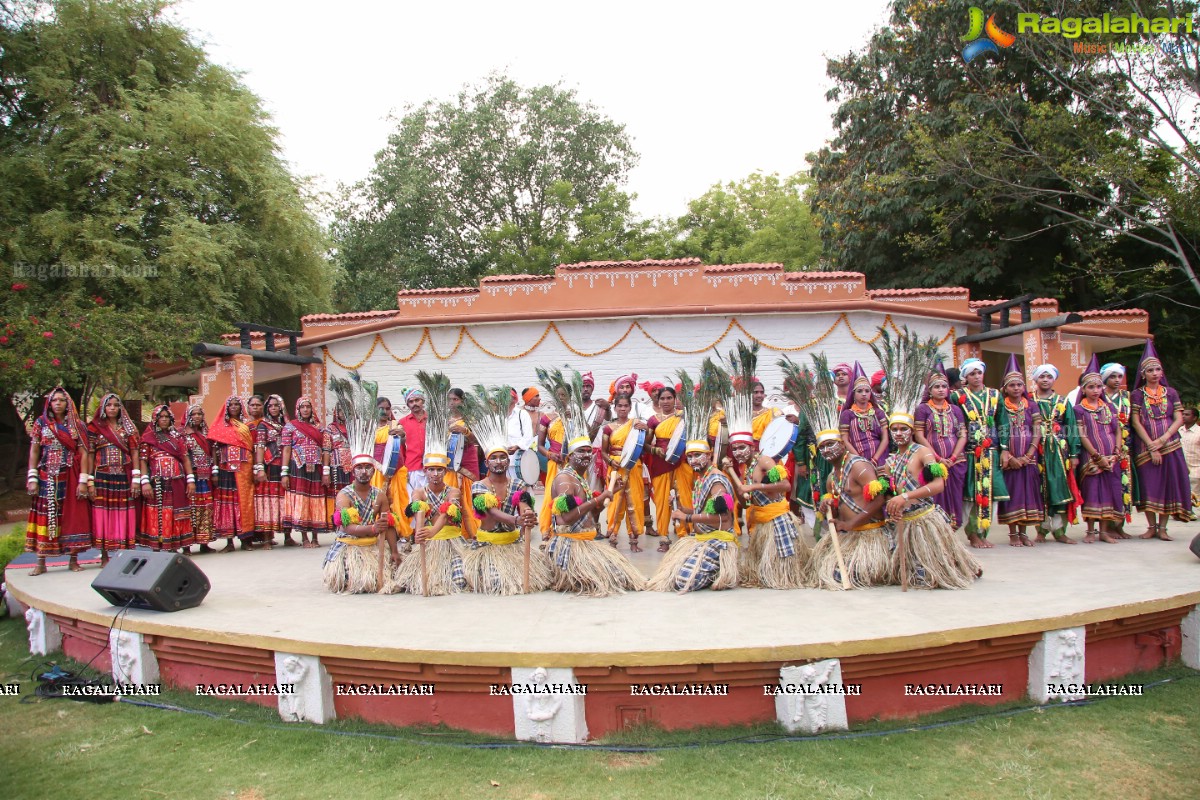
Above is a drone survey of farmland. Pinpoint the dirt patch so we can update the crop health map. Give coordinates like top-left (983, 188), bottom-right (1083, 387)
top-left (604, 753), bottom-right (663, 769)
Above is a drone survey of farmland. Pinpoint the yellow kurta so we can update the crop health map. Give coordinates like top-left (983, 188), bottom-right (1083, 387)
top-left (752, 407), bottom-right (781, 443)
top-left (651, 413), bottom-right (693, 537)
top-left (370, 426), bottom-right (411, 537)
top-left (537, 416), bottom-right (566, 534)
top-left (605, 419), bottom-right (645, 536)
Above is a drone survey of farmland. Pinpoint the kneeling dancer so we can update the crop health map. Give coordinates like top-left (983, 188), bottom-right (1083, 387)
top-left (323, 374), bottom-right (403, 594)
top-left (389, 372), bottom-right (468, 595)
top-left (649, 440), bottom-right (739, 592)
top-left (463, 385), bottom-right (552, 594)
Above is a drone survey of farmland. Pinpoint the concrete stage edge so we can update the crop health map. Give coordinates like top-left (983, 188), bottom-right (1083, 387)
top-left (7, 525), bottom-right (1200, 739)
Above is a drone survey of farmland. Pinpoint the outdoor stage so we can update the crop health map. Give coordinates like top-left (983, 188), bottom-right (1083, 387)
top-left (6, 523), bottom-right (1200, 739)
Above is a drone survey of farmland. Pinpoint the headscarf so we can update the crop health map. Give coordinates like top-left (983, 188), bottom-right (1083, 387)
top-left (182, 403), bottom-right (211, 456)
top-left (581, 371), bottom-right (595, 388)
top-left (88, 392), bottom-right (138, 454)
top-left (39, 386), bottom-right (88, 451)
top-left (290, 396), bottom-right (324, 446)
top-left (208, 395), bottom-right (253, 449)
top-left (142, 404), bottom-right (186, 463)
top-left (263, 393), bottom-right (288, 427)
top-left (404, 387), bottom-right (425, 404)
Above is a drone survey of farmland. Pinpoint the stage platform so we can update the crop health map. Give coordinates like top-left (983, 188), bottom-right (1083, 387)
top-left (6, 523), bottom-right (1200, 738)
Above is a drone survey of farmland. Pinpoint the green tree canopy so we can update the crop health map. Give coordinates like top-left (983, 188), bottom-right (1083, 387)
top-left (0, 0), bottom-right (331, 400)
top-left (668, 171), bottom-right (821, 268)
top-left (808, 0), bottom-right (1121, 295)
top-left (331, 74), bottom-right (642, 310)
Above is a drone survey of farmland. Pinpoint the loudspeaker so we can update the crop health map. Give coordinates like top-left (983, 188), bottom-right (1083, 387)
top-left (1190, 532), bottom-right (1200, 561)
top-left (91, 550), bottom-right (210, 612)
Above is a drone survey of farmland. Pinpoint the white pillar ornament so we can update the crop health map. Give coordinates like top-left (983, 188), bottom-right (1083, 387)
top-left (511, 666), bottom-right (588, 744)
top-left (1028, 627), bottom-right (1086, 703)
top-left (1181, 605), bottom-right (1200, 671)
top-left (25, 607), bottom-right (62, 656)
top-left (109, 629), bottom-right (159, 686)
top-left (274, 652), bottom-right (335, 724)
top-left (775, 659), bottom-right (849, 734)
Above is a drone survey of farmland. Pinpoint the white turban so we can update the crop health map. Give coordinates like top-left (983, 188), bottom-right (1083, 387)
top-left (1031, 364), bottom-right (1058, 381)
top-left (960, 358), bottom-right (986, 377)
top-left (1100, 363), bottom-right (1125, 382)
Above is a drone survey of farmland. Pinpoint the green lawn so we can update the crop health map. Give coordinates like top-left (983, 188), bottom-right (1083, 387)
top-left (0, 614), bottom-right (1197, 800)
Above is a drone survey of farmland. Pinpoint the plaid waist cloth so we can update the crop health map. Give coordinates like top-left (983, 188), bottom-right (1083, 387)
top-left (753, 509), bottom-right (799, 558)
top-left (676, 538), bottom-right (730, 591)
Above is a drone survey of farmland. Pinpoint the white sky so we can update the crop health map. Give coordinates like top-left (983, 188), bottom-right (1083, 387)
top-left (170, 0), bottom-right (895, 220)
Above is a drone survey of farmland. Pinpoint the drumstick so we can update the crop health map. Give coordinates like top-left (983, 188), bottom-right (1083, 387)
top-left (522, 508), bottom-right (531, 594)
top-left (416, 508), bottom-right (428, 597)
top-left (896, 518), bottom-right (909, 592)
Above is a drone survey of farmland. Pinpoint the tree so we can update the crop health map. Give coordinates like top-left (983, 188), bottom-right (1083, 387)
top-left (0, 0), bottom-right (332, 344)
top-left (331, 74), bottom-right (640, 310)
top-left (911, 0), bottom-right (1200, 307)
top-left (808, 0), bottom-right (1115, 296)
top-left (668, 171), bottom-right (822, 268)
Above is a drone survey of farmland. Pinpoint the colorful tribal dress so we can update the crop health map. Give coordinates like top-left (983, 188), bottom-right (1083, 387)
top-left (88, 396), bottom-right (139, 551)
top-left (839, 403), bottom-right (888, 467)
top-left (282, 407), bottom-right (330, 536)
top-left (547, 466), bottom-right (645, 596)
top-left (537, 415), bottom-right (566, 536)
top-left (809, 454), bottom-right (894, 590)
top-left (1074, 398), bottom-right (1125, 522)
top-left (388, 483), bottom-right (468, 595)
top-left (1035, 394), bottom-right (1081, 536)
top-left (997, 398), bottom-right (1044, 526)
top-left (648, 411), bottom-right (693, 538)
top-left (885, 445), bottom-right (981, 589)
top-left (138, 426), bottom-right (194, 551)
top-left (26, 398), bottom-right (92, 557)
top-left (182, 424), bottom-right (216, 544)
top-left (915, 399), bottom-right (967, 529)
top-left (953, 386), bottom-right (1009, 536)
top-left (604, 419), bottom-right (646, 538)
top-left (464, 478), bottom-right (552, 594)
top-left (211, 398), bottom-right (254, 539)
top-left (1106, 388), bottom-right (1137, 516)
top-left (252, 410), bottom-right (286, 543)
top-left (1131, 386), bottom-right (1194, 521)
top-left (323, 484), bottom-right (387, 594)
top-left (739, 453), bottom-right (810, 589)
top-left (647, 467), bottom-right (738, 592)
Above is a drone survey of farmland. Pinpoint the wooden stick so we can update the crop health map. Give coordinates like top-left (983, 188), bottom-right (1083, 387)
top-left (522, 517), bottom-right (531, 594)
top-left (896, 518), bottom-right (909, 592)
top-left (829, 524), bottom-right (852, 591)
top-left (416, 509), bottom-right (428, 597)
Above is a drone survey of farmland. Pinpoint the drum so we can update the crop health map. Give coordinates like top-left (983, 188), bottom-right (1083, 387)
top-left (518, 449), bottom-right (541, 484)
top-left (713, 423), bottom-right (730, 467)
top-left (662, 424), bottom-right (687, 465)
top-left (760, 417), bottom-right (799, 461)
top-left (447, 432), bottom-right (465, 472)
top-left (380, 436), bottom-right (403, 478)
top-left (618, 427), bottom-right (646, 469)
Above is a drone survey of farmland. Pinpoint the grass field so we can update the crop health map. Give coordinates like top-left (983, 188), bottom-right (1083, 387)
top-left (0, 616), bottom-right (1198, 799)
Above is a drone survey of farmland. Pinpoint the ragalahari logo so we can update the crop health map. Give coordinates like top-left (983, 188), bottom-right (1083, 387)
top-left (962, 6), bottom-right (1016, 62)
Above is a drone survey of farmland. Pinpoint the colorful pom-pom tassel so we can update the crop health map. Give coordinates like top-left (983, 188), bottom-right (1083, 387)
top-left (553, 494), bottom-right (580, 514)
top-left (473, 492), bottom-right (499, 514)
top-left (920, 462), bottom-right (948, 484)
top-left (766, 465), bottom-right (788, 484)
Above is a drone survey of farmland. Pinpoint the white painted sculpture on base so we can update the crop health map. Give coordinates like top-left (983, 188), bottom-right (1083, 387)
top-left (109, 629), bottom-right (160, 686)
top-left (1028, 626), bottom-right (1086, 703)
top-left (25, 607), bottom-right (61, 656)
top-left (511, 666), bottom-right (587, 744)
top-left (776, 659), bottom-right (848, 734)
top-left (274, 652), bottom-right (335, 724)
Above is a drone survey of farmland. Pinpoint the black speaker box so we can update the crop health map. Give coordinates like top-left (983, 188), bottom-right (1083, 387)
top-left (1190, 532), bottom-right (1200, 561)
top-left (91, 550), bottom-right (210, 612)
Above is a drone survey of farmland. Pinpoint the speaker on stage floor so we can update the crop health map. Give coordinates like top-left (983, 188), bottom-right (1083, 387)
top-left (91, 550), bottom-right (210, 612)
top-left (1190, 532), bottom-right (1200, 561)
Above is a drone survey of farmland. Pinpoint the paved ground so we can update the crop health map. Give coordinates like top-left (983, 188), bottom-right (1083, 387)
top-left (6, 519), bottom-right (1199, 667)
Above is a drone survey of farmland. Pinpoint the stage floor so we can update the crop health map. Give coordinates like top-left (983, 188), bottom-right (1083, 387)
top-left (7, 522), bottom-right (1199, 668)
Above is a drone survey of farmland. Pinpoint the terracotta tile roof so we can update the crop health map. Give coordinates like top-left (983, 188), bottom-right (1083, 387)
top-left (218, 332), bottom-right (293, 344)
top-left (480, 274), bottom-right (556, 285)
top-left (968, 297), bottom-right (1058, 311)
top-left (703, 263), bottom-right (784, 274)
top-left (396, 286), bottom-right (480, 297)
top-left (868, 287), bottom-right (968, 297)
top-left (783, 271), bottom-right (865, 281)
top-left (557, 258), bottom-right (703, 271)
top-left (1077, 308), bottom-right (1148, 317)
top-left (301, 309), bottom-right (399, 324)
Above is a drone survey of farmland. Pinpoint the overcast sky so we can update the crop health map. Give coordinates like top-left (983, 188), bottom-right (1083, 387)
top-left (170, 0), bottom-right (895, 220)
